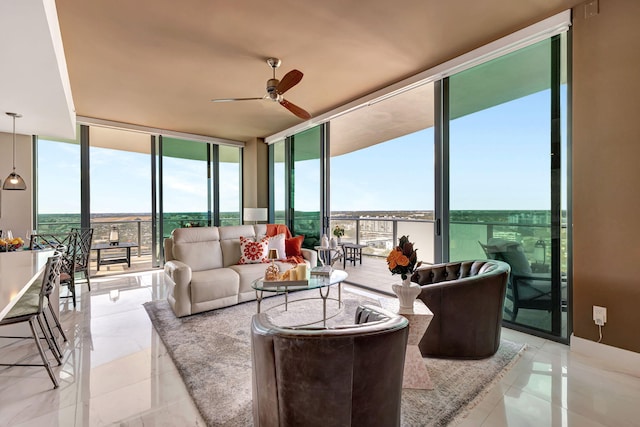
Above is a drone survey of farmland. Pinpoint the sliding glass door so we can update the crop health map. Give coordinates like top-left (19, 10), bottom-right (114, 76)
top-left (329, 82), bottom-right (436, 271)
top-left (291, 127), bottom-right (322, 248)
top-left (35, 130), bottom-right (82, 233)
top-left (447, 35), bottom-right (568, 339)
top-left (218, 145), bottom-right (242, 226)
top-left (161, 137), bottom-right (210, 237)
top-left (268, 126), bottom-right (323, 248)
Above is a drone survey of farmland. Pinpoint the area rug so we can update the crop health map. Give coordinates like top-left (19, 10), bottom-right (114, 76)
top-left (144, 290), bottom-right (525, 427)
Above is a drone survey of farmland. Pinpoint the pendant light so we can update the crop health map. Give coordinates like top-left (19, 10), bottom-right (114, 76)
top-left (3, 112), bottom-right (26, 191)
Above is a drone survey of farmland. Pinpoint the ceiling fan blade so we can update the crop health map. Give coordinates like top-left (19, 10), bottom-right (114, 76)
top-left (211, 97), bottom-right (264, 102)
top-left (280, 99), bottom-right (311, 120)
top-left (276, 69), bottom-right (303, 95)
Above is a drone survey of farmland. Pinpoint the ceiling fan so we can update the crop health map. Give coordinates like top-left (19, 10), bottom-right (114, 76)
top-left (211, 58), bottom-right (311, 120)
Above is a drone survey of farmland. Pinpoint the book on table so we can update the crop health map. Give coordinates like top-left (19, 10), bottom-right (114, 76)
top-left (311, 265), bottom-right (333, 276)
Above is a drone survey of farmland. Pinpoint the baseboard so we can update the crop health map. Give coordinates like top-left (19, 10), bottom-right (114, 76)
top-left (570, 334), bottom-right (640, 377)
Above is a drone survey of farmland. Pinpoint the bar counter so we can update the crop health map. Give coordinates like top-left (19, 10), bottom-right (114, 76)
top-left (0, 249), bottom-right (54, 320)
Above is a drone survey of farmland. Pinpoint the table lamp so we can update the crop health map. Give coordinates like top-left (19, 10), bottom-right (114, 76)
top-left (244, 208), bottom-right (268, 225)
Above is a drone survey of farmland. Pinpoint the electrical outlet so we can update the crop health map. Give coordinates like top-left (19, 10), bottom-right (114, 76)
top-left (593, 305), bottom-right (607, 326)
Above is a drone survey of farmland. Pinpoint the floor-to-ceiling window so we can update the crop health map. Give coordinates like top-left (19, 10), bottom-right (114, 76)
top-left (446, 34), bottom-right (568, 339)
top-left (218, 145), bottom-right (242, 226)
top-left (291, 127), bottom-right (322, 248)
top-left (89, 127), bottom-right (152, 256)
top-left (268, 126), bottom-right (323, 248)
top-left (329, 83), bottom-right (436, 264)
top-left (35, 129), bottom-right (81, 233)
top-left (35, 126), bottom-right (243, 271)
top-left (270, 140), bottom-right (287, 224)
top-left (161, 137), bottom-right (210, 237)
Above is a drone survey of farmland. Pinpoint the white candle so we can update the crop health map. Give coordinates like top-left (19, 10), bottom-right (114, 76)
top-left (297, 263), bottom-right (307, 280)
top-left (289, 268), bottom-right (298, 281)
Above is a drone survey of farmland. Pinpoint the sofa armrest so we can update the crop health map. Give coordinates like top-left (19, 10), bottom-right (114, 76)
top-left (301, 248), bottom-right (317, 267)
top-left (164, 260), bottom-right (193, 317)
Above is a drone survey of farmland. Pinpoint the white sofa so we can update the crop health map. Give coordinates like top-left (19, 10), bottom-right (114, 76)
top-left (163, 224), bottom-right (317, 317)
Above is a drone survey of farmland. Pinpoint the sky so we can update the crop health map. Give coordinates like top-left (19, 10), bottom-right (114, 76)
top-left (37, 143), bottom-right (240, 214)
top-left (326, 88), bottom-right (567, 212)
top-left (38, 88), bottom-right (567, 215)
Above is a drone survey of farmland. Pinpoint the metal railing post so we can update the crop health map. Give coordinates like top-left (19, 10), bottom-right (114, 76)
top-left (137, 219), bottom-right (142, 257)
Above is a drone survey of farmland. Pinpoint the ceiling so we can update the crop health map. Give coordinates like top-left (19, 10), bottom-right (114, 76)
top-left (3, 0), bottom-right (582, 144)
top-left (0, 0), bottom-right (74, 138)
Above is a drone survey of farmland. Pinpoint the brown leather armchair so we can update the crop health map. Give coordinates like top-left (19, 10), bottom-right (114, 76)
top-left (251, 305), bottom-right (409, 427)
top-left (411, 260), bottom-right (510, 359)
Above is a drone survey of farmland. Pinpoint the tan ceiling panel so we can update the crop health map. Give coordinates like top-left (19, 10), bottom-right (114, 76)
top-left (55, 0), bottom-right (582, 143)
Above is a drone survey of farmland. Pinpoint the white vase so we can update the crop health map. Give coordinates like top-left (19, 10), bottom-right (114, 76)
top-left (392, 275), bottom-right (421, 312)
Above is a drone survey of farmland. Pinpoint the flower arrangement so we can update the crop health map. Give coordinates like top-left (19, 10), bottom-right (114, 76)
top-left (332, 225), bottom-right (345, 238)
top-left (386, 235), bottom-right (421, 281)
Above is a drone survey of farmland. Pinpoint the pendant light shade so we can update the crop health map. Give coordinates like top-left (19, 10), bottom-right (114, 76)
top-left (3, 112), bottom-right (26, 191)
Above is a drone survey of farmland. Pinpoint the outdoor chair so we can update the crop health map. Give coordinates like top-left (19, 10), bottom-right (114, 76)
top-left (479, 239), bottom-right (564, 322)
top-left (0, 254), bottom-right (64, 388)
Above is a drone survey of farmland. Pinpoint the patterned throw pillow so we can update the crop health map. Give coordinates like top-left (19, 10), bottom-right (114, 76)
top-left (238, 236), bottom-right (268, 264)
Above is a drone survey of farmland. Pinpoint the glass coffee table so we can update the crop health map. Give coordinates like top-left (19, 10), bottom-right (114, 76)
top-left (251, 269), bottom-right (348, 326)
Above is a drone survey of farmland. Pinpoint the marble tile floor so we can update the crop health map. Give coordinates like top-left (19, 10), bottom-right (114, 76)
top-left (0, 271), bottom-right (638, 426)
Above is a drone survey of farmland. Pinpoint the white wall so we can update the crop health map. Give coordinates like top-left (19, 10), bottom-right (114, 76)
top-left (0, 131), bottom-right (33, 238)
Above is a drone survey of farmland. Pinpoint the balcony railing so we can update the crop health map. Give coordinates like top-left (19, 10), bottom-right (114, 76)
top-left (330, 217), bottom-right (436, 264)
top-left (37, 219), bottom-right (154, 257)
top-left (330, 216), bottom-right (567, 272)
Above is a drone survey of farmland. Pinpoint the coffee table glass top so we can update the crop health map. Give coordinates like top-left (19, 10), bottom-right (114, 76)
top-left (251, 269), bottom-right (348, 291)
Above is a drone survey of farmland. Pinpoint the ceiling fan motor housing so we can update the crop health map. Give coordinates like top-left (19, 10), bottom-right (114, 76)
top-left (266, 78), bottom-right (280, 100)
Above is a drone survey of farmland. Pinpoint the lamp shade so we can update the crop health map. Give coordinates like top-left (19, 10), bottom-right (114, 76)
top-left (244, 208), bottom-right (268, 222)
top-left (267, 249), bottom-right (279, 260)
top-left (2, 172), bottom-right (26, 190)
top-left (4, 112), bottom-right (26, 191)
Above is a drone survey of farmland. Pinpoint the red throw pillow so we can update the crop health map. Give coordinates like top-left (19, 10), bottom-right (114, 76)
top-left (285, 235), bottom-right (305, 258)
top-left (238, 236), bottom-right (268, 264)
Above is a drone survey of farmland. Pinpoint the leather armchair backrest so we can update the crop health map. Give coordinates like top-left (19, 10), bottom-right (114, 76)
top-left (251, 304), bottom-right (409, 427)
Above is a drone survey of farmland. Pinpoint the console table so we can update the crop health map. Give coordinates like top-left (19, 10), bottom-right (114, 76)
top-left (92, 242), bottom-right (138, 271)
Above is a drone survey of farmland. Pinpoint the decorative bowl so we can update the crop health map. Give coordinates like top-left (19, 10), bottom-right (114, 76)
top-left (0, 238), bottom-right (24, 252)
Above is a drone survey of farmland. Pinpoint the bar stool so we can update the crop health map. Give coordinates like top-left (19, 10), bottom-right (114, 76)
top-left (0, 255), bottom-right (63, 388)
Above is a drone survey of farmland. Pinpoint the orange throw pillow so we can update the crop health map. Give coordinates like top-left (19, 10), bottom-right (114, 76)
top-left (285, 235), bottom-right (305, 258)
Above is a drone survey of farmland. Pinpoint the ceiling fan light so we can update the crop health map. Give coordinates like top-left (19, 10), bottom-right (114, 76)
top-left (3, 172), bottom-right (26, 190)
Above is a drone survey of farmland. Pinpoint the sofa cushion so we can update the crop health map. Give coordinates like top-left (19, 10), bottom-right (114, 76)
top-left (238, 236), bottom-right (269, 264)
top-left (190, 268), bottom-right (239, 304)
top-left (172, 227), bottom-right (223, 272)
top-left (219, 225), bottom-right (258, 267)
top-left (268, 233), bottom-right (286, 260)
